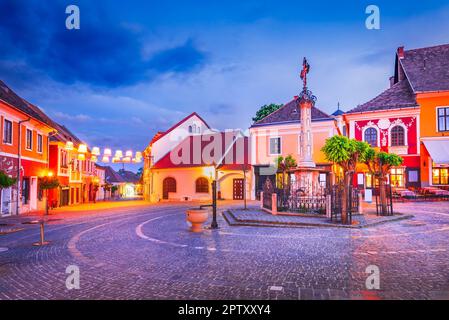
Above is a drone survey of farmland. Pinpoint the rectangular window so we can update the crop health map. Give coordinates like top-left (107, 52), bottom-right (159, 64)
top-left (437, 107), bottom-right (449, 132)
top-left (37, 134), bottom-right (43, 153)
top-left (269, 137), bottom-right (281, 155)
top-left (390, 168), bottom-right (405, 187)
top-left (432, 168), bottom-right (449, 185)
top-left (26, 129), bottom-right (32, 150)
top-left (3, 119), bottom-right (12, 144)
top-left (408, 170), bottom-right (418, 183)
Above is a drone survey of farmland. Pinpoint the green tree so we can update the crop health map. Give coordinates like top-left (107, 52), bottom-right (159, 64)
top-left (363, 149), bottom-right (403, 215)
top-left (39, 176), bottom-right (60, 215)
top-left (322, 136), bottom-right (370, 224)
top-left (0, 170), bottom-right (17, 192)
top-left (275, 155), bottom-right (297, 188)
top-left (252, 103), bottom-right (283, 122)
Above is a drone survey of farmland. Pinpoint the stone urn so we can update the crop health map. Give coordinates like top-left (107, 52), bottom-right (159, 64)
top-left (186, 208), bottom-right (209, 232)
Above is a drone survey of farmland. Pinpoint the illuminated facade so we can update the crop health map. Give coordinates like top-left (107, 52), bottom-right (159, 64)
top-left (143, 113), bottom-right (251, 202)
top-left (0, 80), bottom-right (54, 216)
top-left (345, 44), bottom-right (449, 189)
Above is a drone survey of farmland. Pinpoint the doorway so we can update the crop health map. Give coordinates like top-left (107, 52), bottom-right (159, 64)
top-left (162, 177), bottom-right (176, 200)
top-left (1, 187), bottom-right (12, 216)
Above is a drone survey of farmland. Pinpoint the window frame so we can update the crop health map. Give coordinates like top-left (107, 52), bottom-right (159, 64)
top-left (363, 126), bottom-right (378, 147)
top-left (3, 118), bottom-right (13, 145)
top-left (437, 106), bottom-right (449, 132)
top-left (195, 177), bottom-right (209, 193)
top-left (269, 137), bottom-right (281, 155)
top-left (25, 128), bottom-right (33, 151)
top-left (37, 133), bottom-right (43, 153)
top-left (390, 125), bottom-right (406, 147)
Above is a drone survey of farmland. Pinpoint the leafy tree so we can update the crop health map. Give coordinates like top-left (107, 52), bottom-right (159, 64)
top-left (363, 149), bottom-right (403, 215)
top-left (276, 155), bottom-right (297, 188)
top-left (322, 136), bottom-right (370, 224)
top-left (0, 171), bottom-right (16, 191)
top-left (39, 176), bottom-right (60, 190)
top-left (39, 176), bottom-right (60, 215)
top-left (137, 167), bottom-right (143, 177)
top-left (252, 103), bottom-right (283, 122)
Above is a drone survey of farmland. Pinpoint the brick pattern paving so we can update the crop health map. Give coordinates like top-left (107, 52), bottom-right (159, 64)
top-left (0, 201), bottom-right (449, 300)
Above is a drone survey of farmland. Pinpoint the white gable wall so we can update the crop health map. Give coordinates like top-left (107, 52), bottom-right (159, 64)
top-left (151, 114), bottom-right (209, 164)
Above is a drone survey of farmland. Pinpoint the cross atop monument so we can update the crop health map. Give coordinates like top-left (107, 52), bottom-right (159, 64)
top-left (300, 57), bottom-right (310, 90)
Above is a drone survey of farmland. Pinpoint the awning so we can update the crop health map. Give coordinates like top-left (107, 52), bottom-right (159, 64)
top-left (423, 139), bottom-right (449, 165)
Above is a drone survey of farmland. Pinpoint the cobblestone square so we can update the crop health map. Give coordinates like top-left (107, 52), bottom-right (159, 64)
top-left (1, 201), bottom-right (449, 300)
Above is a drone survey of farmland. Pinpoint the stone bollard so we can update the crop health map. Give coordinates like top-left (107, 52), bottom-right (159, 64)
top-left (260, 191), bottom-right (264, 209)
top-left (358, 193), bottom-right (363, 214)
top-left (271, 193), bottom-right (277, 215)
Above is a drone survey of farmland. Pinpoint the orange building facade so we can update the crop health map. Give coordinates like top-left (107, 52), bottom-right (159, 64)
top-left (0, 81), bottom-right (54, 216)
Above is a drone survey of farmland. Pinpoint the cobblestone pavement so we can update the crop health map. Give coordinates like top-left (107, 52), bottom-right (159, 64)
top-left (0, 201), bottom-right (449, 300)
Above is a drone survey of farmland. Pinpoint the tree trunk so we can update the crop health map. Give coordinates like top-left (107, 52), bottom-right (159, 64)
top-left (379, 176), bottom-right (388, 215)
top-left (341, 172), bottom-right (351, 224)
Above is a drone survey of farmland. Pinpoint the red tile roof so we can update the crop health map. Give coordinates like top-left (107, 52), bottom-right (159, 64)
top-left (251, 99), bottom-right (332, 127)
top-left (152, 131), bottom-right (250, 170)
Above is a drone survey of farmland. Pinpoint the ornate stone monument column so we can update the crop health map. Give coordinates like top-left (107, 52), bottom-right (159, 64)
top-left (298, 57), bottom-right (316, 169)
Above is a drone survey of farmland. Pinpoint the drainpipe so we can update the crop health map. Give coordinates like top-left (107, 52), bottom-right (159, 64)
top-left (16, 118), bottom-right (31, 216)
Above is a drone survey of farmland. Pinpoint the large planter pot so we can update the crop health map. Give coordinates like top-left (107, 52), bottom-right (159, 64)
top-left (186, 208), bottom-right (209, 233)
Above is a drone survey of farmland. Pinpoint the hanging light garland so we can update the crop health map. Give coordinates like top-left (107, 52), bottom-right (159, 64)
top-left (63, 141), bottom-right (142, 164)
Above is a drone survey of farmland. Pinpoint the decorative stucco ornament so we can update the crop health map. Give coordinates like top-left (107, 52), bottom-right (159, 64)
top-left (377, 118), bottom-right (391, 130)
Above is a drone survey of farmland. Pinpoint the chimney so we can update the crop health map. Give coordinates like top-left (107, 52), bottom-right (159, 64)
top-left (397, 46), bottom-right (405, 59)
top-left (389, 76), bottom-right (395, 88)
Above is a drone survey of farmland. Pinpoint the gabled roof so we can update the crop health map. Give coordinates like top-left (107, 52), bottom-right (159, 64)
top-left (347, 80), bottom-right (418, 114)
top-left (104, 166), bottom-right (125, 183)
top-left (118, 169), bottom-right (140, 183)
top-left (0, 80), bottom-right (55, 128)
top-left (251, 99), bottom-right (332, 127)
top-left (400, 43), bottom-right (449, 93)
top-left (50, 122), bottom-right (83, 145)
top-left (150, 112), bottom-right (210, 145)
top-left (152, 131), bottom-right (250, 170)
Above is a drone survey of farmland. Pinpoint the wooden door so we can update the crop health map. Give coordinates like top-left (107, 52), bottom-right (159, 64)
top-left (233, 178), bottom-right (244, 200)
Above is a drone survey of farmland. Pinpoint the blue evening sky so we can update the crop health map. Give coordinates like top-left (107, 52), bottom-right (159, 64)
top-left (1, 0), bottom-right (449, 170)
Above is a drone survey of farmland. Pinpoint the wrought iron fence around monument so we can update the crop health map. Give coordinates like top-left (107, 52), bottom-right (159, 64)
top-left (330, 183), bottom-right (359, 224)
top-left (262, 178), bottom-right (327, 215)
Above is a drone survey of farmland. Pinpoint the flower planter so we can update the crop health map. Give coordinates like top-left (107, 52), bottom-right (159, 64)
top-left (186, 208), bottom-right (209, 232)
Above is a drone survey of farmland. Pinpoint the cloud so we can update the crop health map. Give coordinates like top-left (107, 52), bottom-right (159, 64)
top-left (0, 0), bottom-right (207, 88)
top-left (53, 111), bottom-right (92, 122)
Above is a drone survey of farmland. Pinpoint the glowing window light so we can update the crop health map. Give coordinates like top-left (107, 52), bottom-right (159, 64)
top-left (122, 157), bottom-right (131, 163)
top-left (133, 158), bottom-right (142, 163)
top-left (78, 144), bottom-right (88, 154)
top-left (125, 150), bottom-right (133, 157)
top-left (135, 151), bottom-right (142, 159)
top-left (65, 141), bottom-right (74, 151)
top-left (104, 148), bottom-right (112, 157)
top-left (92, 147), bottom-right (100, 156)
top-left (112, 157), bottom-right (120, 163)
top-left (91, 155), bottom-right (98, 162)
top-left (115, 150), bottom-right (123, 158)
top-left (102, 156), bottom-right (110, 163)
top-left (78, 153), bottom-right (86, 161)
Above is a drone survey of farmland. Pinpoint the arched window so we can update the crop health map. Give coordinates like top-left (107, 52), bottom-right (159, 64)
top-left (391, 126), bottom-right (405, 146)
top-left (162, 177), bottom-right (176, 199)
top-left (188, 126), bottom-right (193, 133)
top-left (364, 127), bottom-right (377, 147)
top-left (195, 177), bottom-right (209, 193)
